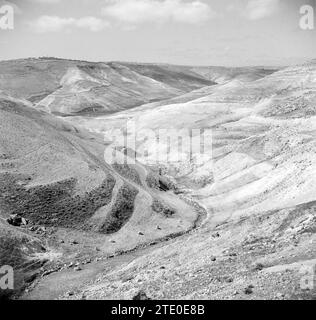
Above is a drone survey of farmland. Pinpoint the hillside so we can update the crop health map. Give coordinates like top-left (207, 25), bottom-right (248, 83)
top-left (58, 61), bottom-right (316, 300)
top-left (0, 93), bottom-right (199, 298)
top-left (0, 58), bottom-right (216, 116)
top-left (2, 58), bottom-right (316, 300)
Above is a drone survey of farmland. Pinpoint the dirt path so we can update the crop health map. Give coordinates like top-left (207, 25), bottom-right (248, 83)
top-left (21, 131), bottom-right (208, 300)
top-left (23, 189), bottom-right (207, 300)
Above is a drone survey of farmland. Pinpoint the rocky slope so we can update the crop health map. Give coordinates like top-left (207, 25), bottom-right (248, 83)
top-left (2, 58), bottom-right (316, 300)
top-left (0, 93), bottom-right (199, 298)
top-left (60, 61), bottom-right (316, 300)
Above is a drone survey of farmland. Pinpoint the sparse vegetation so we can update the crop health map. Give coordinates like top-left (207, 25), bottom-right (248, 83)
top-left (0, 173), bottom-right (116, 229)
top-left (99, 183), bottom-right (138, 234)
top-left (151, 199), bottom-right (176, 217)
top-left (113, 163), bottom-right (142, 186)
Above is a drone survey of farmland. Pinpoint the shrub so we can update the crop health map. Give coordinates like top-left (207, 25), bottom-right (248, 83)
top-left (99, 183), bottom-right (138, 234)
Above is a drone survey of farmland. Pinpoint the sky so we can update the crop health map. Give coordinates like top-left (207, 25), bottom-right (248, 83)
top-left (0, 0), bottom-right (315, 66)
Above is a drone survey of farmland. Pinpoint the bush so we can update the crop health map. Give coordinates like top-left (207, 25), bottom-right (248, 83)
top-left (151, 199), bottom-right (175, 217)
top-left (99, 183), bottom-right (138, 234)
top-left (0, 173), bottom-right (116, 229)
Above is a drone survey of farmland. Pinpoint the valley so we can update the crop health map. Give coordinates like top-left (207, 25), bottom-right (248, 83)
top-left (1, 58), bottom-right (316, 300)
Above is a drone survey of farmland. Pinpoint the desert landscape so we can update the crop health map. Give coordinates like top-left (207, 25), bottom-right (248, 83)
top-left (0, 56), bottom-right (316, 300)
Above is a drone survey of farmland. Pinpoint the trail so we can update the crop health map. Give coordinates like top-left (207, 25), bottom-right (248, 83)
top-left (23, 192), bottom-right (208, 300)
top-left (22, 132), bottom-right (209, 300)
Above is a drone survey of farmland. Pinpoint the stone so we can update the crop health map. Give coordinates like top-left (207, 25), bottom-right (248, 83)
top-left (132, 290), bottom-right (151, 300)
top-left (7, 215), bottom-right (25, 227)
top-left (244, 285), bottom-right (254, 295)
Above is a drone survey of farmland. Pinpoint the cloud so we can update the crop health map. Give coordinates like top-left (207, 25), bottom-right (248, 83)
top-left (30, 15), bottom-right (109, 33)
top-left (75, 16), bottom-right (110, 32)
top-left (245, 0), bottom-right (280, 20)
top-left (101, 0), bottom-right (214, 25)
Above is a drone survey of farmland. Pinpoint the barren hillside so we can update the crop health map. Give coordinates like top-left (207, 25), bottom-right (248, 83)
top-left (1, 58), bottom-right (316, 300)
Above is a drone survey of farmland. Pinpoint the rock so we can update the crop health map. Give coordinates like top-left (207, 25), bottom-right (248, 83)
top-left (67, 291), bottom-right (75, 296)
top-left (71, 240), bottom-right (79, 245)
top-left (132, 290), bottom-right (151, 300)
top-left (138, 232), bottom-right (144, 236)
top-left (224, 276), bottom-right (234, 283)
top-left (276, 293), bottom-right (285, 299)
top-left (7, 214), bottom-right (26, 227)
top-left (244, 285), bottom-right (254, 295)
top-left (211, 256), bottom-right (216, 262)
top-left (252, 262), bottom-right (264, 271)
top-left (74, 266), bottom-right (82, 271)
top-left (122, 275), bottom-right (134, 282)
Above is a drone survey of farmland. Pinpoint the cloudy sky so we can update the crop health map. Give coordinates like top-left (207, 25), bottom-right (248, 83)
top-left (0, 0), bottom-right (315, 66)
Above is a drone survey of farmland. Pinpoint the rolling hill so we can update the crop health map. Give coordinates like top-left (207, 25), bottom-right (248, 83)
top-left (2, 57), bottom-right (316, 300)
